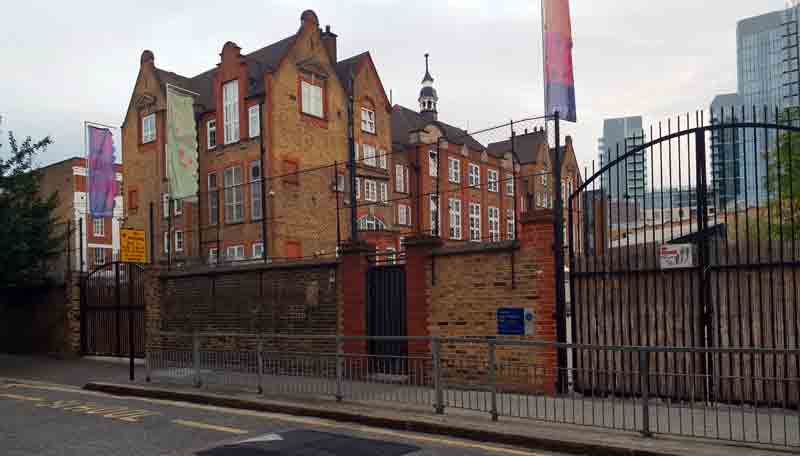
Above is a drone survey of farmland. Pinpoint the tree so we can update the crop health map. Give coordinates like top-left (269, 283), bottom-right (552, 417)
top-left (766, 110), bottom-right (800, 241)
top-left (0, 133), bottom-right (62, 287)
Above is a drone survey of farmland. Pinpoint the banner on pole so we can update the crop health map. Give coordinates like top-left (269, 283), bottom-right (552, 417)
top-left (544, 0), bottom-right (577, 122)
top-left (88, 126), bottom-right (117, 218)
top-left (166, 85), bottom-right (199, 200)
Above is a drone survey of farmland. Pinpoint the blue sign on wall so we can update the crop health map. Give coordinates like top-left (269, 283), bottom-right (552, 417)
top-left (497, 308), bottom-right (526, 336)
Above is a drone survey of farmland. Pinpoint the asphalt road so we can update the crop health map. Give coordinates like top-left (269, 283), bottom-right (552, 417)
top-left (0, 380), bottom-right (568, 456)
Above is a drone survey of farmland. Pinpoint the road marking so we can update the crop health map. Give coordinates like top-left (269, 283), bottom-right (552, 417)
top-left (237, 433), bottom-right (283, 444)
top-left (0, 393), bottom-right (43, 402)
top-left (172, 419), bottom-right (249, 435)
top-left (8, 383), bottom-right (546, 455)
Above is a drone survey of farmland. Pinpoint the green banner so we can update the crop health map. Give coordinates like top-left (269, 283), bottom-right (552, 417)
top-left (167, 86), bottom-right (199, 200)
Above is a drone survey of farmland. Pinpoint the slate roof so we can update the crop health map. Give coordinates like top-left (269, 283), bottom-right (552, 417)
top-left (486, 130), bottom-right (548, 164)
top-left (153, 33), bottom-right (299, 112)
top-left (334, 52), bottom-right (369, 94)
top-left (391, 105), bottom-right (484, 152)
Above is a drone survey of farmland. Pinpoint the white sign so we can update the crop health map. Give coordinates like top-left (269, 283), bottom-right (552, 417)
top-left (659, 244), bottom-right (695, 270)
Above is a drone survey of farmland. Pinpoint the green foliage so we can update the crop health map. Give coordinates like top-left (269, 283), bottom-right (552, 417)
top-left (0, 133), bottom-right (63, 287)
top-left (766, 111), bottom-right (800, 241)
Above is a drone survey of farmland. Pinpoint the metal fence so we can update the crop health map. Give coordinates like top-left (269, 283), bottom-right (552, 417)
top-left (146, 331), bottom-right (800, 449)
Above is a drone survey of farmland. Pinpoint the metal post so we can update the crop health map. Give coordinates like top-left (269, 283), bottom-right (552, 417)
top-left (347, 76), bottom-right (358, 242)
top-left (115, 262), bottom-right (121, 355)
top-left (259, 102), bottom-right (269, 263)
top-left (145, 346), bottom-right (151, 382)
top-left (149, 203), bottom-right (155, 265)
top-left (335, 336), bottom-right (344, 402)
top-left (167, 196), bottom-right (172, 271)
top-left (79, 218), bottom-right (84, 272)
top-left (639, 350), bottom-right (652, 437)
top-left (128, 264), bottom-right (135, 381)
top-left (257, 338), bottom-right (264, 394)
top-left (488, 338), bottom-right (498, 421)
top-left (335, 161), bottom-right (342, 251)
top-left (432, 337), bottom-right (444, 414)
top-left (552, 111), bottom-right (568, 394)
top-left (193, 330), bottom-right (201, 388)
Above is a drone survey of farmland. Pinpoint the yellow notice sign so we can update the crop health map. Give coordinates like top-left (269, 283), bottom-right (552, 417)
top-left (120, 229), bottom-right (147, 264)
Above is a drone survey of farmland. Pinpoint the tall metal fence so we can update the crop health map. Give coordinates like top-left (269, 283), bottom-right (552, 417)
top-left (146, 332), bottom-right (800, 449)
top-left (568, 107), bottom-right (800, 402)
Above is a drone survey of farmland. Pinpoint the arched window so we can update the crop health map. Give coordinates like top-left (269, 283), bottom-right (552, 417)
top-left (358, 215), bottom-right (387, 231)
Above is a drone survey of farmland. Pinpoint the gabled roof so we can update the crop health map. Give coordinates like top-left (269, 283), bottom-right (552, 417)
top-left (151, 33), bottom-right (299, 112)
top-left (334, 52), bottom-right (369, 94)
top-left (486, 130), bottom-right (547, 164)
top-left (391, 105), bottom-right (485, 152)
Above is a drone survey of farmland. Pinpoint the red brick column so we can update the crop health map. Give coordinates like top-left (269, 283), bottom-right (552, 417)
top-left (403, 235), bottom-right (442, 357)
top-left (520, 209), bottom-right (558, 395)
top-left (339, 240), bottom-right (374, 355)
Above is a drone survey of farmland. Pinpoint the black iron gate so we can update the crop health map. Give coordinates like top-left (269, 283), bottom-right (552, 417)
top-left (82, 262), bottom-right (145, 358)
top-left (566, 107), bottom-right (800, 401)
top-left (366, 263), bottom-right (407, 365)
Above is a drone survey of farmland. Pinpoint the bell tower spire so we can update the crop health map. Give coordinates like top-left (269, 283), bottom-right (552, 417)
top-left (419, 53), bottom-right (438, 121)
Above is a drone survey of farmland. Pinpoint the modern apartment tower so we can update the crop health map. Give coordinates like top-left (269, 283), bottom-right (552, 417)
top-left (710, 93), bottom-right (745, 210)
top-left (598, 116), bottom-right (647, 201)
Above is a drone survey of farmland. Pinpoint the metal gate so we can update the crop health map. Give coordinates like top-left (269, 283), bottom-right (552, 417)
top-left (366, 263), bottom-right (407, 366)
top-left (566, 107), bottom-right (800, 402)
top-left (82, 262), bottom-right (145, 358)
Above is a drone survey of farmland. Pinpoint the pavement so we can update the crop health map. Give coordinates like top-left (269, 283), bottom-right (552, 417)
top-left (1, 353), bottom-right (797, 456)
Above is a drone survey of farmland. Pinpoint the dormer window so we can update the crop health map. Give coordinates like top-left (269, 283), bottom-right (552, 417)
top-left (223, 80), bottom-right (240, 144)
top-left (301, 75), bottom-right (324, 118)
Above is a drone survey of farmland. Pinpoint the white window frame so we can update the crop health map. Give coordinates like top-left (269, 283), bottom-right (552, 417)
top-left (488, 169), bottom-right (499, 192)
top-left (430, 195), bottom-right (440, 236)
top-left (226, 245), bottom-right (245, 262)
top-left (142, 114), bottom-right (156, 144)
top-left (250, 161), bottom-right (263, 221)
top-left (448, 158), bottom-right (461, 183)
top-left (208, 173), bottom-right (219, 226)
top-left (429, 149), bottom-right (438, 177)
top-left (364, 179), bottom-right (378, 202)
top-left (488, 207), bottom-right (500, 242)
top-left (355, 177), bottom-right (361, 200)
top-left (361, 107), bottom-right (376, 134)
top-left (301, 80), bottom-right (324, 118)
top-left (252, 242), bottom-right (264, 259)
top-left (358, 215), bottom-right (386, 231)
top-left (469, 164), bottom-right (481, 188)
top-left (449, 199), bottom-right (462, 240)
top-left (163, 231), bottom-right (170, 254)
top-left (469, 203), bottom-right (481, 242)
top-left (224, 166), bottom-right (244, 223)
top-left (395, 164), bottom-right (406, 193)
top-left (93, 248), bottom-right (106, 267)
top-left (362, 144), bottom-right (377, 167)
top-left (175, 230), bottom-right (184, 252)
top-left (93, 218), bottom-right (104, 237)
top-left (379, 150), bottom-right (387, 170)
top-left (398, 204), bottom-right (410, 226)
top-left (507, 209), bottom-right (516, 240)
top-left (506, 173), bottom-right (515, 196)
top-left (207, 119), bottom-right (217, 149)
top-left (336, 174), bottom-right (345, 192)
top-left (379, 181), bottom-right (388, 204)
top-left (248, 105), bottom-right (260, 138)
top-left (162, 193), bottom-right (170, 219)
top-left (208, 248), bottom-right (219, 265)
top-left (223, 80), bottom-right (240, 145)
top-left (174, 198), bottom-right (182, 216)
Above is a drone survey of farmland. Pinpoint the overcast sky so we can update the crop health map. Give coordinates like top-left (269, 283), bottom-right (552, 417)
top-left (0, 0), bottom-right (786, 172)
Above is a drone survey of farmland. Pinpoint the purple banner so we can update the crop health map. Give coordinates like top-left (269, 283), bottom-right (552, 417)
top-left (544, 0), bottom-right (577, 122)
top-left (88, 126), bottom-right (117, 218)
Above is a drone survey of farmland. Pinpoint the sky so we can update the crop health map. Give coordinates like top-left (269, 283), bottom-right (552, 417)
top-left (0, 0), bottom-right (787, 173)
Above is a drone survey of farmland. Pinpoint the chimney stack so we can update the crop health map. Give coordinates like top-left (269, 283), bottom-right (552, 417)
top-left (321, 25), bottom-right (338, 63)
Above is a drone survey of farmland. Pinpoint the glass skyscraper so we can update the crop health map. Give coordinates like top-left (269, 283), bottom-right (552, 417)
top-left (598, 116), bottom-right (647, 201)
top-left (736, 10), bottom-right (786, 205)
top-left (710, 93), bottom-right (745, 210)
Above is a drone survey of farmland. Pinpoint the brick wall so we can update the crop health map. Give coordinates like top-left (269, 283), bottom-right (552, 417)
top-left (147, 259), bottom-right (340, 354)
top-left (400, 209), bottom-right (558, 393)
